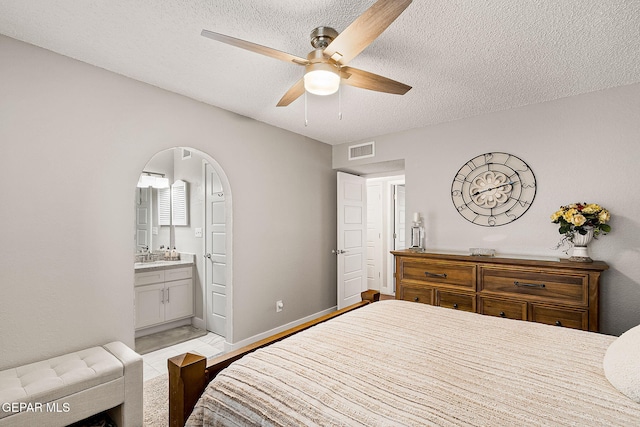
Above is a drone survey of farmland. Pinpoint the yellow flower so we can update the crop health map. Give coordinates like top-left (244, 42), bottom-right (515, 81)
top-left (571, 214), bottom-right (587, 226)
top-left (551, 203), bottom-right (612, 247)
top-left (550, 210), bottom-right (564, 221)
top-left (563, 208), bottom-right (578, 223)
top-left (582, 204), bottom-right (601, 214)
top-left (598, 209), bottom-right (611, 223)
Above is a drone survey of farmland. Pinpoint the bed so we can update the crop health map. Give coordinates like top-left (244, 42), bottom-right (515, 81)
top-left (170, 297), bottom-right (640, 426)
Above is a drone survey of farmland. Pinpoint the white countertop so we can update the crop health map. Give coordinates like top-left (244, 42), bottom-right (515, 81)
top-left (134, 253), bottom-right (195, 272)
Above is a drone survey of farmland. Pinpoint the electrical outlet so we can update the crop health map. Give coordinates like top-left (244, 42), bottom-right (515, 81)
top-left (276, 300), bottom-right (283, 313)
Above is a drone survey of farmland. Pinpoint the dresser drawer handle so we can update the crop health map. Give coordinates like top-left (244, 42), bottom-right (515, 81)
top-left (555, 320), bottom-right (562, 327)
top-left (425, 271), bottom-right (447, 278)
top-left (413, 297), bottom-right (420, 302)
top-left (499, 311), bottom-right (506, 318)
top-left (453, 303), bottom-right (458, 309)
top-left (514, 281), bottom-right (545, 288)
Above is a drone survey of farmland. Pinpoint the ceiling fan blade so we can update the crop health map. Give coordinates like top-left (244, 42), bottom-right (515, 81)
top-left (341, 66), bottom-right (411, 95)
top-left (277, 79), bottom-right (306, 107)
top-left (201, 29), bottom-right (310, 66)
top-left (323, 0), bottom-right (412, 65)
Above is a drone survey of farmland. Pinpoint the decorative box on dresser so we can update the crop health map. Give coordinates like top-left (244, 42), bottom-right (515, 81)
top-left (392, 250), bottom-right (609, 332)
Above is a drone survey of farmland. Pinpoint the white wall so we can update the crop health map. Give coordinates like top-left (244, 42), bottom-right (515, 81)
top-left (334, 83), bottom-right (640, 336)
top-left (0, 35), bottom-right (337, 369)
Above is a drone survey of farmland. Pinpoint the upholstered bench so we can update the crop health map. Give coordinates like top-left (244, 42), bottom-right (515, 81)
top-left (0, 341), bottom-right (142, 427)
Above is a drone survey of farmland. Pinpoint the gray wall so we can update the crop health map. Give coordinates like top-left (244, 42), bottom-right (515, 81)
top-left (334, 83), bottom-right (640, 336)
top-left (0, 35), bottom-right (337, 370)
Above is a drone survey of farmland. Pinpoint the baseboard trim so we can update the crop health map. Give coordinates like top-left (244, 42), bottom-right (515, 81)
top-left (192, 316), bottom-right (205, 331)
top-left (226, 306), bottom-right (338, 351)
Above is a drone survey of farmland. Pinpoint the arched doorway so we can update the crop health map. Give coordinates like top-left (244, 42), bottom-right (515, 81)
top-left (133, 147), bottom-right (233, 345)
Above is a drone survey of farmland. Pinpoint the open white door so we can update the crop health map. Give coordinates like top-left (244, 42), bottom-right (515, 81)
top-left (135, 187), bottom-right (151, 251)
top-left (204, 162), bottom-right (227, 336)
top-left (394, 184), bottom-right (406, 251)
top-left (336, 172), bottom-right (367, 309)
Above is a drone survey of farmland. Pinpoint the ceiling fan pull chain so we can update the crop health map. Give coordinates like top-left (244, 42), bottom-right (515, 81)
top-left (304, 90), bottom-right (308, 127)
top-left (338, 83), bottom-right (343, 120)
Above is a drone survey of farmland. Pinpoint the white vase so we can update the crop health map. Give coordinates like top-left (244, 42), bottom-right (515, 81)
top-left (569, 227), bottom-right (594, 262)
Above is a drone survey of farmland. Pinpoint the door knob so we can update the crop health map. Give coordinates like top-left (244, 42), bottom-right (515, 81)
top-left (204, 253), bottom-right (224, 265)
top-left (332, 249), bottom-right (347, 255)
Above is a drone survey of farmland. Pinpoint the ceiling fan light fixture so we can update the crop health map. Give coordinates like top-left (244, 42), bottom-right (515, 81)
top-left (303, 63), bottom-right (341, 96)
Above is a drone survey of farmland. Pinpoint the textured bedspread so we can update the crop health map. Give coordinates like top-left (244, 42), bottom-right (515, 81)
top-left (187, 300), bottom-right (640, 426)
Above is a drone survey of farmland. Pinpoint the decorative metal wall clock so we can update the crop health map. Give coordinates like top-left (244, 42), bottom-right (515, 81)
top-left (451, 152), bottom-right (536, 226)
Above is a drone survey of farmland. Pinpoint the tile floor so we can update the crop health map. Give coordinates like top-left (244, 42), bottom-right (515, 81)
top-left (142, 332), bottom-right (226, 382)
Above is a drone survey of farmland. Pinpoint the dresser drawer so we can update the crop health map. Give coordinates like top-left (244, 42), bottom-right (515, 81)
top-left (479, 267), bottom-right (587, 305)
top-left (530, 305), bottom-right (588, 330)
top-left (393, 250), bottom-right (607, 332)
top-left (398, 285), bottom-right (433, 305)
top-left (436, 290), bottom-right (475, 312)
top-left (479, 297), bottom-right (527, 320)
top-left (400, 260), bottom-right (476, 289)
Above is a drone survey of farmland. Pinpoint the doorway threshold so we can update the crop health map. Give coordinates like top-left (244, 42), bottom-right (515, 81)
top-left (135, 325), bottom-right (207, 355)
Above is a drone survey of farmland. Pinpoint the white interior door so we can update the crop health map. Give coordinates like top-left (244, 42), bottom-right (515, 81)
top-left (337, 172), bottom-right (367, 309)
top-left (135, 187), bottom-right (151, 251)
top-left (394, 184), bottom-right (406, 250)
top-left (205, 162), bottom-right (227, 336)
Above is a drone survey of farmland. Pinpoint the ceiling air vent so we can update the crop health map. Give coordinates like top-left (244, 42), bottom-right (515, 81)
top-left (348, 141), bottom-right (375, 161)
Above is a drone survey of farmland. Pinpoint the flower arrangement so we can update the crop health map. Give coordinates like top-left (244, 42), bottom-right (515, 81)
top-left (551, 203), bottom-right (611, 247)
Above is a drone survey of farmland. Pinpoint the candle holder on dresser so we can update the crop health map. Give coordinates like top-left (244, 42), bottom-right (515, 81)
top-left (410, 212), bottom-right (424, 251)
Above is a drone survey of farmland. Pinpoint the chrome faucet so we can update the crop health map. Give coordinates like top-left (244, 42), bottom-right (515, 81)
top-left (137, 245), bottom-right (150, 261)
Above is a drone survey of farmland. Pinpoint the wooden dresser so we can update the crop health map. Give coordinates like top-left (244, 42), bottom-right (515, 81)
top-left (392, 250), bottom-right (608, 332)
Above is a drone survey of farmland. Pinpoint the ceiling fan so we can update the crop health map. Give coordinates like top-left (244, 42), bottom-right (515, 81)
top-left (201, 0), bottom-right (412, 107)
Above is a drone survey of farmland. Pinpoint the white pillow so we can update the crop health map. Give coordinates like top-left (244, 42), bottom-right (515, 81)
top-left (603, 324), bottom-right (640, 402)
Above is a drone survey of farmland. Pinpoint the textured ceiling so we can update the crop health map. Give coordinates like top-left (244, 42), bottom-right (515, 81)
top-left (1, 1), bottom-right (639, 145)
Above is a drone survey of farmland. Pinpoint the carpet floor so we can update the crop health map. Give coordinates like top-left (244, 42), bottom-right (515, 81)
top-left (144, 374), bottom-right (168, 426)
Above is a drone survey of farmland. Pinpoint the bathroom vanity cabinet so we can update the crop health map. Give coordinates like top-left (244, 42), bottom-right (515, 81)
top-left (134, 265), bottom-right (194, 330)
